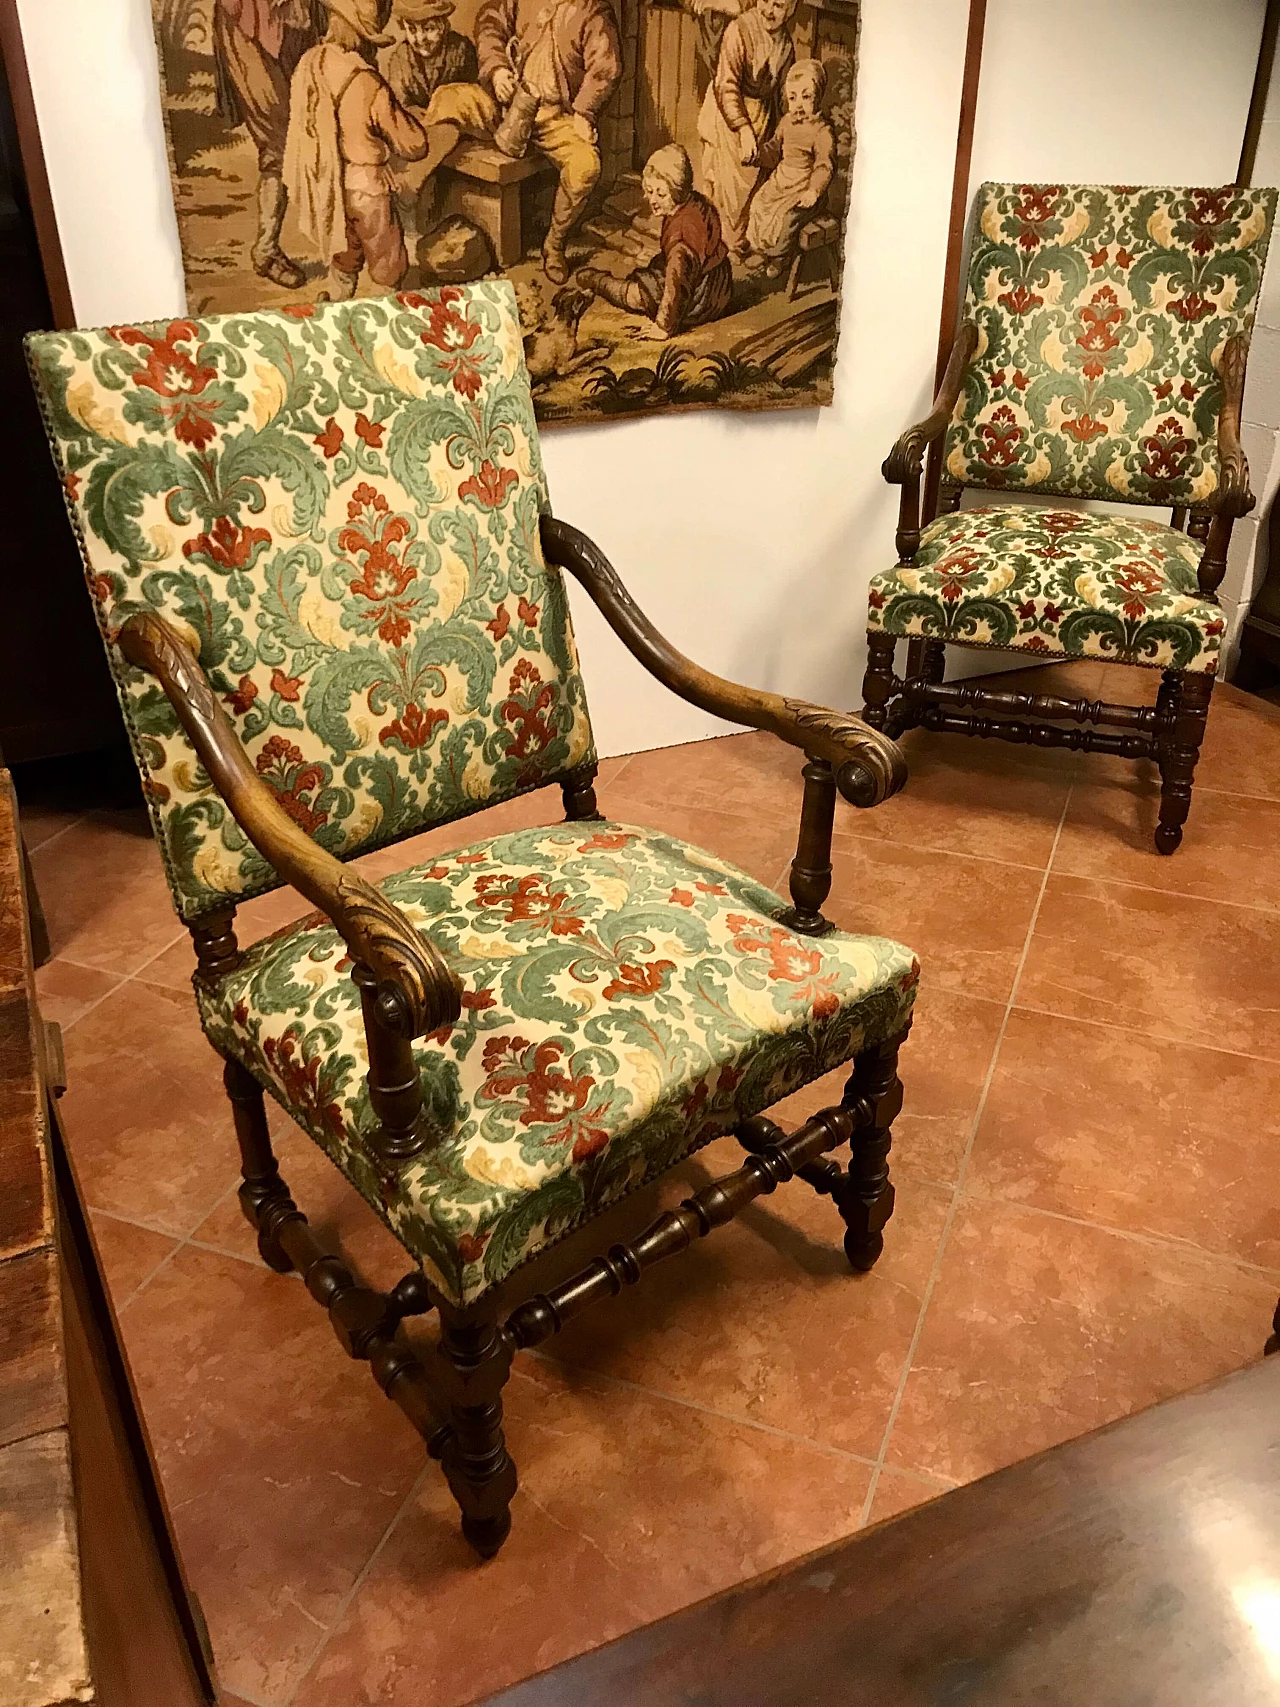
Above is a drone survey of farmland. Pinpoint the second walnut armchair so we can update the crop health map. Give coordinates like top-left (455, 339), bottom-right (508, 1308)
top-left (866, 181), bottom-right (1277, 855)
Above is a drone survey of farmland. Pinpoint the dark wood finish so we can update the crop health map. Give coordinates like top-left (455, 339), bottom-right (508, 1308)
top-left (1266, 1298), bottom-right (1278, 1355)
top-left (869, 320), bottom-right (1254, 854)
top-left (561, 764), bottom-right (603, 821)
top-left (111, 515), bottom-right (916, 1560)
top-left (1238, 0), bottom-right (1280, 188)
top-left (540, 516), bottom-right (907, 808)
top-left (779, 755), bottom-right (838, 935)
top-left (0, 0), bottom-right (73, 328)
top-left (478, 1357), bottom-right (1280, 1707)
top-left (0, 770), bottom-right (213, 1706)
top-left (924, 0), bottom-right (986, 522)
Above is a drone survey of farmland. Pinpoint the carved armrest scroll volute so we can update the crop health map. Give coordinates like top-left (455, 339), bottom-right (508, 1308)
top-left (117, 610), bottom-right (461, 1042)
top-left (881, 321), bottom-right (979, 563)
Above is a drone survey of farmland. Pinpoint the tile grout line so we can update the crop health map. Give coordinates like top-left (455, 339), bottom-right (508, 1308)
top-left (280, 1464), bottom-right (435, 1707)
top-left (25, 815), bottom-right (85, 857)
top-left (46, 923), bottom-right (192, 1036)
top-left (857, 769), bottom-right (1078, 1524)
top-left (1008, 997), bottom-right (1280, 1068)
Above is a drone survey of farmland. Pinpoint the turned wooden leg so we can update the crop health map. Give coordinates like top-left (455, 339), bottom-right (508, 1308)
top-left (222, 1055), bottom-right (301, 1273)
top-left (435, 1301), bottom-right (517, 1559)
top-left (1155, 672), bottom-right (1212, 856)
top-left (862, 631), bottom-right (899, 733)
top-left (562, 763), bottom-right (603, 822)
top-left (838, 1027), bottom-right (908, 1271)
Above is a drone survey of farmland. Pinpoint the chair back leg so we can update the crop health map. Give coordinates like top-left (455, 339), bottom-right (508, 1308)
top-left (1155, 673), bottom-right (1212, 855)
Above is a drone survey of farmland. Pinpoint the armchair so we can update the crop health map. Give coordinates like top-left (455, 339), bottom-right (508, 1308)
top-left (29, 285), bottom-right (916, 1560)
top-left (866, 182), bottom-right (1277, 854)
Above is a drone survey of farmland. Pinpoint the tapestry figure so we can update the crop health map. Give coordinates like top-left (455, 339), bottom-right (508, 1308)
top-left (745, 57), bottom-right (834, 274)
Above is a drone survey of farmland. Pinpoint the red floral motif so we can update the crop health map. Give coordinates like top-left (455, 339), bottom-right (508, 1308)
top-left (1009, 185), bottom-right (1061, 250)
top-left (1112, 563), bottom-right (1167, 617)
top-left (339, 482), bottom-right (420, 646)
top-left (725, 914), bottom-right (840, 1018)
top-left (1181, 379), bottom-right (1197, 402)
top-left (1139, 416), bottom-right (1192, 487)
top-left (1027, 511), bottom-right (1088, 558)
top-left (354, 412), bottom-right (384, 447)
top-left (282, 304), bottom-right (316, 319)
top-left (517, 595), bottom-right (540, 627)
top-left (183, 516), bottom-right (272, 573)
top-left (487, 604), bottom-right (511, 641)
top-left (116, 320), bottom-right (226, 450)
top-left (1115, 247), bottom-right (1134, 269)
top-left (1043, 601), bottom-right (1064, 625)
top-left (499, 659), bottom-right (557, 778)
top-left (380, 700), bottom-right (448, 751)
top-left (418, 287), bottom-right (486, 398)
top-left (975, 404), bottom-right (1023, 469)
top-left (474, 871), bottom-right (585, 935)
top-left (1090, 246), bottom-right (1109, 268)
top-left (696, 881), bottom-right (727, 895)
top-left (930, 546), bottom-right (986, 602)
top-left (261, 1026), bottom-right (346, 1140)
top-left (1011, 369), bottom-right (1029, 391)
top-left (669, 887), bottom-right (694, 906)
top-left (1155, 379), bottom-right (1173, 399)
top-left (456, 1230), bottom-right (491, 1266)
top-left (224, 674), bottom-right (259, 716)
top-left (1183, 188), bottom-right (1234, 256)
top-left (64, 472), bottom-right (81, 502)
top-left (990, 368), bottom-right (1006, 389)
top-left (270, 668), bottom-right (302, 701)
top-left (478, 1035), bottom-right (611, 1162)
top-left (1075, 286), bottom-right (1125, 377)
top-left (1061, 410), bottom-right (1108, 444)
top-left (315, 417), bottom-right (344, 458)
top-left (577, 831), bottom-right (634, 851)
top-left (255, 734), bottom-right (329, 832)
top-left (867, 587), bottom-right (886, 610)
top-left (458, 460), bottom-right (519, 508)
top-left (602, 959), bottom-right (676, 1001)
top-left (997, 283), bottom-right (1043, 315)
top-left (1170, 291), bottom-right (1213, 324)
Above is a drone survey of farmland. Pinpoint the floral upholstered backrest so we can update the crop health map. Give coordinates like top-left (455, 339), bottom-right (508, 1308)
top-left (28, 284), bottom-right (596, 923)
top-left (944, 182), bottom-right (1277, 507)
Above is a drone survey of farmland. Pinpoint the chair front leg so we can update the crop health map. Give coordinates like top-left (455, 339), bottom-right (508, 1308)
top-left (434, 1300), bottom-right (518, 1559)
top-left (1155, 673), bottom-right (1212, 855)
top-left (862, 632), bottom-right (900, 732)
top-left (840, 1025), bottom-right (909, 1271)
top-left (223, 1055), bottom-right (302, 1273)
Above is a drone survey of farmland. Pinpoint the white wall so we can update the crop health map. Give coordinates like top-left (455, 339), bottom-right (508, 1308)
top-left (16, 0), bottom-right (1268, 756)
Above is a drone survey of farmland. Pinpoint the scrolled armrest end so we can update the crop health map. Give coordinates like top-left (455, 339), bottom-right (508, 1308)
top-left (782, 698), bottom-right (907, 808)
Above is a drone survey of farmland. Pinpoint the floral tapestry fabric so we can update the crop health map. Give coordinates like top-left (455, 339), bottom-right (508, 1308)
top-left (27, 284), bottom-right (595, 923)
top-left (197, 822), bottom-right (920, 1306)
top-left (944, 183), bottom-right (1276, 507)
top-left (868, 505), bottom-right (1223, 673)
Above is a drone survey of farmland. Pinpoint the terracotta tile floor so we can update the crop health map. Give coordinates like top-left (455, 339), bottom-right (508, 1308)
top-left (23, 660), bottom-right (1280, 1707)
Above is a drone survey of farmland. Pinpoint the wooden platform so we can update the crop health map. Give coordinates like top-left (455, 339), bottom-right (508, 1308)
top-left (438, 142), bottom-right (556, 267)
top-left (480, 1354), bottom-right (1280, 1707)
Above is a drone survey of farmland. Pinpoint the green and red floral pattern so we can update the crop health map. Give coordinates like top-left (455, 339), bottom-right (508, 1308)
top-left (944, 183), bottom-right (1276, 506)
top-left (27, 284), bottom-right (595, 922)
top-left (869, 504), bottom-right (1223, 672)
top-left (197, 823), bottom-right (920, 1305)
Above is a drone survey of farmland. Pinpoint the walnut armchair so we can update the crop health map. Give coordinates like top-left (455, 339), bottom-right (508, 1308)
top-left (29, 286), bottom-right (916, 1560)
top-left (866, 182), bottom-right (1277, 854)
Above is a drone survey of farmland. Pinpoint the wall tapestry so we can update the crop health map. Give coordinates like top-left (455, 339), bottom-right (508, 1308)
top-left (150, 0), bottom-right (859, 424)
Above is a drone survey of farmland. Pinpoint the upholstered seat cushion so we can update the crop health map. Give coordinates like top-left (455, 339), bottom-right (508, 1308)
top-left (197, 824), bottom-right (919, 1307)
top-left (868, 505), bottom-right (1224, 674)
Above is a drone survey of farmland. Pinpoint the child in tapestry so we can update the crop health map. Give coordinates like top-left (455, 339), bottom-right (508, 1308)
top-left (745, 58), bottom-right (835, 277)
top-left (579, 144), bottom-right (733, 340)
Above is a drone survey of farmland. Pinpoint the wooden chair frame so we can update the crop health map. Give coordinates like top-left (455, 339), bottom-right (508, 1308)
top-left (120, 513), bottom-right (909, 1561)
top-left (866, 322), bottom-right (1256, 855)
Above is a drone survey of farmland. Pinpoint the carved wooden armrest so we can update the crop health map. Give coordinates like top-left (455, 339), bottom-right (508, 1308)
top-left (1194, 333), bottom-right (1255, 598)
top-left (881, 320), bottom-right (979, 563)
top-left (540, 517), bottom-right (906, 807)
top-left (117, 611), bottom-right (461, 1042)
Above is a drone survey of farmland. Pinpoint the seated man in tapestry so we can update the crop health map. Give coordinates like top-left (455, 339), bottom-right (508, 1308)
top-left (476, 0), bottom-right (623, 282)
top-left (579, 144), bottom-right (733, 340)
top-left (378, 0), bottom-right (495, 226)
